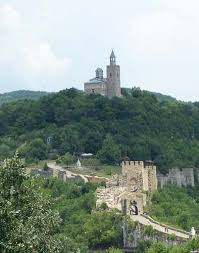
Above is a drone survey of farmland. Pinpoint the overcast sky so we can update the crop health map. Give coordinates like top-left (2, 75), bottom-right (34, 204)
top-left (1, 0), bottom-right (199, 101)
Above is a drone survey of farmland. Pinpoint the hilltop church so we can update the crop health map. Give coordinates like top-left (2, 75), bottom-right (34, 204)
top-left (84, 51), bottom-right (122, 98)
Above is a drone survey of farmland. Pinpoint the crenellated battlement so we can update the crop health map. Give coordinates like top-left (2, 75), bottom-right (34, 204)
top-left (122, 161), bottom-right (144, 167)
top-left (122, 160), bottom-right (157, 192)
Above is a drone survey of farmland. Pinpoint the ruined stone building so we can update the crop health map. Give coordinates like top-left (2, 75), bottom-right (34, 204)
top-left (157, 168), bottom-right (195, 188)
top-left (96, 160), bottom-right (157, 216)
top-left (84, 50), bottom-right (121, 98)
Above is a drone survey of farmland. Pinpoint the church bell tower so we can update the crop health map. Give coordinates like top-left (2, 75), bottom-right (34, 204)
top-left (106, 50), bottom-right (121, 98)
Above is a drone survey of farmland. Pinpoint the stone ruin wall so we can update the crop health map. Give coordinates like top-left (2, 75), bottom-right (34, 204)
top-left (148, 165), bottom-right (158, 192)
top-left (96, 161), bottom-right (158, 215)
top-left (123, 221), bottom-right (189, 250)
top-left (158, 168), bottom-right (195, 188)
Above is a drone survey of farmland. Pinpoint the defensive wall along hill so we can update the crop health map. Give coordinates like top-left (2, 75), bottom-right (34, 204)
top-left (28, 159), bottom-right (198, 243)
top-left (96, 160), bottom-right (198, 245)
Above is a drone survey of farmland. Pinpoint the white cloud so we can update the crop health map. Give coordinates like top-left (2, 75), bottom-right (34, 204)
top-left (129, 0), bottom-right (199, 56)
top-left (0, 3), bottom-right (71, 92)
top-left (23, 43), bottom-right (71, 78)
top-left (129, 11), bottom-right (179, 56)
top-left (18, 43), bottom-right (72, 91)
top-left (0, 4), bottom-right (19, 27)
top-left (121, 0), bottom-right (199, 101)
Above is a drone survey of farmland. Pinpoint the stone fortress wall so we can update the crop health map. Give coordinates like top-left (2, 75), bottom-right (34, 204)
top-left (96, 161), bottom-right (199, 216)
top-left (121, 160), bottom-right (157, 192)
top-left (157, 168), bottom-right (196, 188)
top-left (96, 160), bottom-right (158, 216)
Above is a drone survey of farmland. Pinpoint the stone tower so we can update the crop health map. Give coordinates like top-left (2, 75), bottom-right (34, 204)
top-left (121, 161), bottom-right (158, 192)
top-left (106, 50), bottom-right (121, 98)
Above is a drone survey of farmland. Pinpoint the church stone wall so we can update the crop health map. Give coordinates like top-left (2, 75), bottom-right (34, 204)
top-left (84, 51), bottom-right (121, 98)
top-left (84, 82), bottom-right (106, 96)
top-left (107, 64), bottom-right (121, 98)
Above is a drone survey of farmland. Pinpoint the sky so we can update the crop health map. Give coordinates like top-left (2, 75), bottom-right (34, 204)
top-left (1, 0), bottom-right (199, 101)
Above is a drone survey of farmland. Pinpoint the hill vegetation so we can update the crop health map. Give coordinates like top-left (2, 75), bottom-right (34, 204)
top-left (0, 90), bottom-right (49, 105)
top-left (39, 177), bottom-right (123, 252)
top-left (122, 88), bottom-right (177, 102)
top-left (0, 154), bottom-right (123, 253)
top-left (0, 88), bottom-right (199, 173)
top-left (146, 185), bottom-right (199, 232)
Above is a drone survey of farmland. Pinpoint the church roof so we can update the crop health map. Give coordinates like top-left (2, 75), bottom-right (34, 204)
top-left (96, 68), bottom-right (103, 72)
top-left (86, 77), bottom-right (106, 84)
top-left (110, 50), bottom-right (116, 58)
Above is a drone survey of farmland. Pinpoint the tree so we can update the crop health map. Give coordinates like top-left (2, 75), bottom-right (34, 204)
top-left (147, 242), bottom-right (168, 253)
top-left (83, 211), bottom-right (123, 249)
top-left (19, 138), bottom-right (48, 161)
top-left (97, 135), bottom-right (121, 165)
top-left (62, 152), bottom-right (77, 165)
top-left (144, 225), bottom-right (156, 237)
top-left (0, 154), bottom-right (77, 253)
top-left (0, 144), bottom-right (11, 160)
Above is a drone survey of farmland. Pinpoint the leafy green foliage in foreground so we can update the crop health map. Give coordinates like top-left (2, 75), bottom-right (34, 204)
top-left (146, 186), bottom-right (199, 232)
top-left (0, 154), bottom-right (78, 253)
top-left (0, 154), bottom-right (123, 252)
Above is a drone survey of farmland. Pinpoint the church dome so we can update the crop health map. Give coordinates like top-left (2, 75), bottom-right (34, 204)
top-left (95, 68), bottom-right (103, 79)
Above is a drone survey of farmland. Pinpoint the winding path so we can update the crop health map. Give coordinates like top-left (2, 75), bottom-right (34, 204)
top-left (47, 162), bottom-right (89, 182)
top-left (47, 162), bottom-right (107, 183)
top-left (131, 214), bottom-right (190, 239)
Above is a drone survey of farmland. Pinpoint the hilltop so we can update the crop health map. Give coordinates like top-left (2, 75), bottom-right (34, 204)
top-left (122, 87), bottom-right (177, 102)
top-left (0, 88), bottom-right (177, 105)
top-left (0, 90), bottom-right (50, 105)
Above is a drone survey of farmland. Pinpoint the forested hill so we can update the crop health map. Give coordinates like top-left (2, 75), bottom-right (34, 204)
top-left (122, 88), bottom-right (177, 102)
top-left (0, 87), bottom-right (199, 173)
top-left (0, 90), bottom-right (49, 105)
top-left (0, 89), bottom-right (175, 105)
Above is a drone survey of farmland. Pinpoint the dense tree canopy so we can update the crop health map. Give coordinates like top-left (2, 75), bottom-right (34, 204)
top-left (146, 186), bottom-right (199, 232)
top-left (1, 88), bottom-right (199, 172)
top-left (0, 154), bottom-right (78, 253)
top-left (97, 135), bottom-right (121, 164)
top-left (0, 154), bottom-right (123, 252)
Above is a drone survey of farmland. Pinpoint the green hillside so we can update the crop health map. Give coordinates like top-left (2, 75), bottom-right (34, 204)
top-left (147, 185), bottom-right (199, 231)
top-left (0, 90), bottom-right (50, 105)
top-left (0, 88), bottom-right (199, 173)
top-left (122, 87), bottom-right (177, 102)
